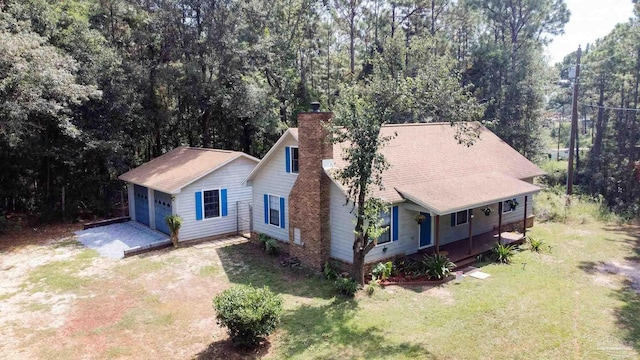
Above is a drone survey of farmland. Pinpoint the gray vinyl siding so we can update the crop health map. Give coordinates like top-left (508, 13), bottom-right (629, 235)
top-left (251, 136), bottom-right (299, 242)
top-left (437, 194), bottom-right (535, 245)
top-left (329, 185), bottom-right (420, 264)
top-left (176, 157), bottom-right (256, 241)
top-left (329, 183), bottom-right (355, 262)
top-left (364, 203), bottom-right (419, 263)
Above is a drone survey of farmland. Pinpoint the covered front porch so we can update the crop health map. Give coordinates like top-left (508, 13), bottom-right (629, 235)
top-left (412, 229), bottom-right (526, 266)
top-left (394, 172), bottom-right (540, 266)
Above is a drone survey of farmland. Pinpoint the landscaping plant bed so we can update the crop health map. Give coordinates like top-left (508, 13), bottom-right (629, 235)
top-left (376, 274), bottom-right (454, 286)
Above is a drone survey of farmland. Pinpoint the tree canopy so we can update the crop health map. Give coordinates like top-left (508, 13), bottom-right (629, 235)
top-left (0, 0), bottom-right (572, 221)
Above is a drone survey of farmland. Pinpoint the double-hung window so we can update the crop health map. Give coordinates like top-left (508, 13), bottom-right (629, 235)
top-left (502, 198), bottom-right (517, 213)
top-left (453, 210), bottom-right (469, 226)
top-left (377, 211), bottom-right (392, 245)
top-left (203, 189), bottom-right (220, 219)
top-left (285, 146), bottom-right (299, 174)
top-left (269, 195), bottom-right (280, 227)
top-left (291, 147), bottom-right (299, 173)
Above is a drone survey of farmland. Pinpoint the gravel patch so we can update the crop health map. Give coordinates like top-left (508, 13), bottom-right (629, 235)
top-left (75, 222), bottom-right (169, 259)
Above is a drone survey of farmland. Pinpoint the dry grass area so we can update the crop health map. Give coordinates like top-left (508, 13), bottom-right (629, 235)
top-left (0, 226), bottom-right (275, 359)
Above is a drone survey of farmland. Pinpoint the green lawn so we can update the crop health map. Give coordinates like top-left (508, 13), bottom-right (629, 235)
top-left (217, 217), bottom-right (640, 359)
top-left (3, 194), bottom-right (639, 359)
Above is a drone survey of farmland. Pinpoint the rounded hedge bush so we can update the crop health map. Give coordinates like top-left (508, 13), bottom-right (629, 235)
top-left (213, 285), bottom-right (283, 347)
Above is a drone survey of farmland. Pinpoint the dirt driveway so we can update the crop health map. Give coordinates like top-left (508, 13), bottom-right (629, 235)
top-left (0, 225), bottom-right (253, 359)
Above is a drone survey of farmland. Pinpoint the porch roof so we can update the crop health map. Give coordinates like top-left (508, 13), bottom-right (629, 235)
top-left (394, 172), bottom-right (541, 215)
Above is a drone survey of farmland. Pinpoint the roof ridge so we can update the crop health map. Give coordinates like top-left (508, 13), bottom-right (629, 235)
top-left (381, 122), bottom-right (459, 128)
top-left (184, 147), bottom-right (236, 154)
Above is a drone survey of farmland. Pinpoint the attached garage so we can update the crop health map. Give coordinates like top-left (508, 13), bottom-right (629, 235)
top-left (134, 185), bottom-right (150, 226)
top-left (154, 190), bottom-right (172, 235)
top-left (119, 146), bottom-right (258, 243)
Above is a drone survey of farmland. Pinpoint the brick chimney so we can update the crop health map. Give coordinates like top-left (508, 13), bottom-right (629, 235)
top-left (288, 104), bottom-right (333, 270)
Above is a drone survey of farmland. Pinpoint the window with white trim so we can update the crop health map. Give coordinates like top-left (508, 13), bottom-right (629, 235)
top-left (290, 147), bottom-right (299, 173)
top-left (268, 195), bottom-right (280, 227)
top-left (377, 211), bottom-right (391, 245)
top-left (453, 210), bottom-right (469, 226)
top-left (503, 198), bottom-right (517, 213)
top-left (203, 189), bottom-right (220, 218)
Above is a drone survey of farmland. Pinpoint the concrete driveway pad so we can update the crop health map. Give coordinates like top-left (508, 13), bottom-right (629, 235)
top-left (75, 221), bottom-right (169, 259)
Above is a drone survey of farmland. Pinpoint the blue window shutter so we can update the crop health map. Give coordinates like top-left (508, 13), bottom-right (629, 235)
top-left (195, 192), bottom-right (203, 220)
top-left (285, 146), bottom-right (291, 173)
top-left (221, 189), bottom-right (228, 217)
top-left (392, 206), bottom-right (399, 241)
top-left (451, 213), bottom-right (455, 227)
top-left (279, 197), bottom-right (285, 228)
top-left (264, 194), bottom-right (269, 224)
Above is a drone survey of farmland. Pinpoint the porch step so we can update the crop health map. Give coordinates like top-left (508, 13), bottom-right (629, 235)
top-left (452, 256), bottom-right (477, 271)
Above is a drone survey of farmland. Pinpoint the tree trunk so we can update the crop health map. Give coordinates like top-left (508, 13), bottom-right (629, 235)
top-left (352, 243), bottom-right (365, 285)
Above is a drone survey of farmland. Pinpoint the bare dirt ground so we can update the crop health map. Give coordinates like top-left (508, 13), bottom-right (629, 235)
top-left (0, 224), bottom-right (261, 359)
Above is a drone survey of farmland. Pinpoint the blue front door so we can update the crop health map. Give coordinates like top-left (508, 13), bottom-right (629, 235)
top-left (154, 190), bottom-right (172, 235)
top-left (419, 212), bottom-right (432, 248)
top-left (134, 185), bottom-right (150, 226)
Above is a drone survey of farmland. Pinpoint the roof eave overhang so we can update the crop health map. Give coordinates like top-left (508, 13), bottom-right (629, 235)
top-left (396, 186), bottom-right (542, 216)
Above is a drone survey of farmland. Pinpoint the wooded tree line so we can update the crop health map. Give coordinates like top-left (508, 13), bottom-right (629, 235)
top-left (554, 3), bottom-right (640, 216)
top-left (0, 0), bottom-right (570, 220)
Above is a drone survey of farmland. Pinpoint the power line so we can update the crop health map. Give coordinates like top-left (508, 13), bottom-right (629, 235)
top-left (579, 102), bottom-right (640, 112)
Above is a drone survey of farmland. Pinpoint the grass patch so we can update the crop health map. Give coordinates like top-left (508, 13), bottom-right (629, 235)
top-left (106, 346), bottom-right (132, 359)
top-left (199, 265), bottom-right (221, 276)
top-left (26, 249), bottom-right (97, 293)
top-left (534, 185), bottom-right (620, 224)
top-left (113, 258), bottom-right (167, 278)
top-left (52, 238), bottom-right (81, 249)
top-left (117, 308), bottom-right (174, 330)
top-left (0, 292), bottom-right (16, 301)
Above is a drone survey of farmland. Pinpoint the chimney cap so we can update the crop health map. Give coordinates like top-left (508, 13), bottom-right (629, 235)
top-left (310, 102), bottom-right (321, 112)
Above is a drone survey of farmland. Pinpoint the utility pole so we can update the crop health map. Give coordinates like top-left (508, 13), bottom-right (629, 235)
top-left (557, 106), bottom-right (563, 161)
top-left (567, 46), bottom-right (581, 195)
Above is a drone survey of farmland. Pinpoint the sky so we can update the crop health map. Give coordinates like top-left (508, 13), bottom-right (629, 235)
top-left (545, 0), bottom-right (635, 64)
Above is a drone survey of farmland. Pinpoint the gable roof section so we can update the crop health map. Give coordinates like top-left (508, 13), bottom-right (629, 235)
top-left (119, 146), bottom-right (259, 194)
top-left (243, 128), bottom-right (298, 183)
top-left (329, 122), bottom-right (544, 211)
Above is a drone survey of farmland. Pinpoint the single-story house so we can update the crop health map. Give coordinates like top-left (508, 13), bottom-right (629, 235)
top-left (119, 146), bottom-right (258, 242)
top-left (244, 110), bottom-right (544, 270)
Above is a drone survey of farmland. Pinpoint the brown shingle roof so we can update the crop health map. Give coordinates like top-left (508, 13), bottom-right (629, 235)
top-left (329, 122), bottom-right (544, 211)
top-left (395, 172), bottom-right (540, 215)
top-left (119, 146), bottom-right (258, 194)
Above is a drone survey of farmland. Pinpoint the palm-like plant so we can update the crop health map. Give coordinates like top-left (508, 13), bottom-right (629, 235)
top-left (422, 254), bottom-right (455, 280)
top-left (165, 214), bottom-right (182, 248)
top-left (493, 243), bottom-right (515, 264)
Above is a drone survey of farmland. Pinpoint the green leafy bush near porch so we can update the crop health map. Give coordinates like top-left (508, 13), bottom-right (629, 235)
top-left (492, 243), bottom-right (516, 264)
top-left (213, 285), bottom-right (283, 347)
top-left (527, 236), bottom-right (545, 253)
top-left (421, 254), bottom-right (455, 280)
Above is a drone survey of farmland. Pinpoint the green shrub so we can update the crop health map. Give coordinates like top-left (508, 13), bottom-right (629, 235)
top-left (335, 277), bottom-right (359, 297)
top-left (371, 261), bottom-right (393, 281)
top-left (493, 243), bottom-right (515, 264)
top-left (264, 238), bottom-right (278, 256)
top-left (421, 254), bottom-right (455, 280)
top-left (258, 233), bottom-right (269, 244)
top-left (366, 281), bottom-right (378, 295)
top-left (324, 261), bottom-right (338, 280)
top-left (213, 285), bottom-right (283, 347)
top-left (527, 236), bottom-right (545, 253)
top-left (165, 214), bottom-right (182, 248)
